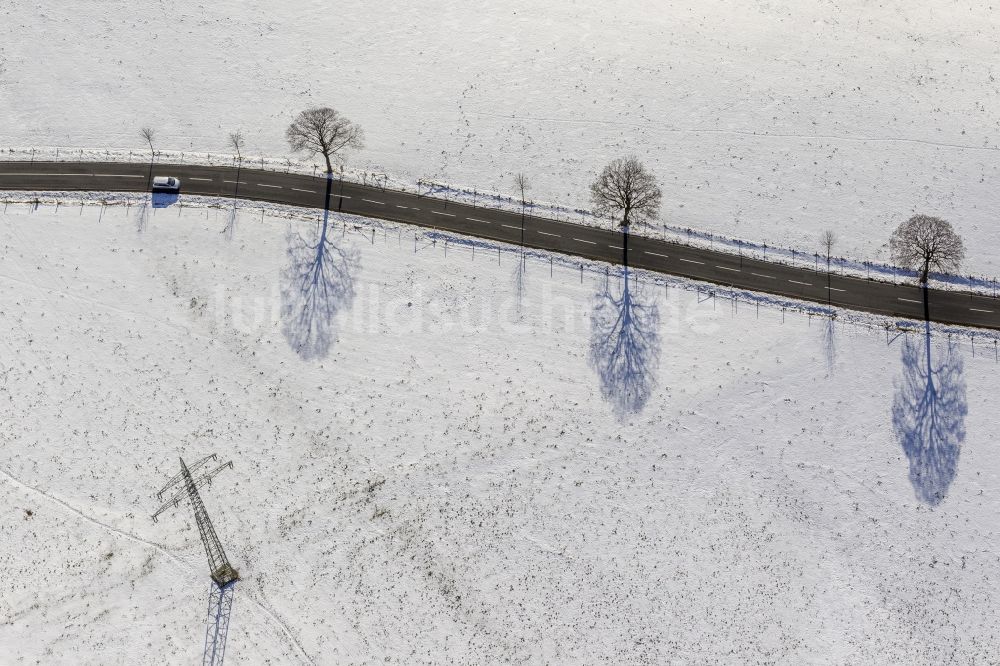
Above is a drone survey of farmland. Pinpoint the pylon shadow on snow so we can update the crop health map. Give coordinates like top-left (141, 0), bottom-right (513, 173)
top-left (203, 581), bottom-right (236, 666)
top-left (891, 318), bottom-right (967, 506)
top-left (589, 266), bottom-right (661, 419)
top-left (280, 176), bottom-right (358, 360)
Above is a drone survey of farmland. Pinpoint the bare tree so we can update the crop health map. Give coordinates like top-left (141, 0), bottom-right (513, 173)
top-left (228, 130), bottom-right (245, 163)
top-left (820, 230), bottom-right (836, 269)
top-left (221, 130), bottom-right (246, 239)
top-left (890, 214), bottom-right (965, 284)
top-left (590, 157), bottom-right (662, 229)
top-left (513, 172), bottom-right (531, 263)
top-left (140, 126), bottom-right (156, 188)
top-left (590, 156), bottom-right (661, 267)
top-left (140, 127), bottom-right (156, 156)
top-left (285, 107), bottom-right (364, 174)
top-left (514, 173), bottom-right (530, 208)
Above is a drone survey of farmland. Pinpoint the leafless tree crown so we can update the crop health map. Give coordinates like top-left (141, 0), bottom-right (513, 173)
top-left (589, 156), bottom-right (662, 228)
top-left (513, 173), bottom-right (530, 204)
top-left (889, 214), bottom-right (965, 283)
top-left (228, 130), bottom-right (245, 160)
top-left (820, 229), bottom-right (837, 259)
top-left (285, 107), bottom-right (364, 174)
top-left (140, 127), bottom-right (155, 153)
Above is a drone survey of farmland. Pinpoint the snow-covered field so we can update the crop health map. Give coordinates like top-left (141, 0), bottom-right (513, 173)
top-left (3, 1), bottom-right (1000, 276)
top-left (2, 199), bottom-right (999, 663)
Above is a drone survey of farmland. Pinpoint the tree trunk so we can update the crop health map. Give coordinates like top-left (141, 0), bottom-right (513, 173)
top-left (324, 152), bottom-right (333, 175)
top-left (623, 225), bottom-right (629, 269)
top-left (920, 257), bottom-right (930, 284)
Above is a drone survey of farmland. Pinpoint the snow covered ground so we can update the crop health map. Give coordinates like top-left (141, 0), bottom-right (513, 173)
top-left (3, 1), bottom-right (1000, 276)
top-left (2, 199), bottom-right (999, 663)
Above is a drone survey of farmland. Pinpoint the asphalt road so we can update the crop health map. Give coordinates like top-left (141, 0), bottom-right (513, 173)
top-left (1, 160), bottom-right (997, 331)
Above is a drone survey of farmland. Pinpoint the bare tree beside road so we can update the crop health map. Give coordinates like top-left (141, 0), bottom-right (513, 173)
top-left (140, 127), bottom-right (156, 157)
top-left (590, 156), bottom-right (662, 267)
top-left (222, 130), bottom-right (246, 239)
top-left (140, 126), bottom-right (156, 188)
top-left (820, 229), bottom-right (836, 270)
top-left (890, 214), bottom-right (965, 285)
top-left (513, 172), bottom-right (530, 263)
top-left (229, 130), bottom-right (245, 164)
top-left (286, 107), bottom-right (364, 175)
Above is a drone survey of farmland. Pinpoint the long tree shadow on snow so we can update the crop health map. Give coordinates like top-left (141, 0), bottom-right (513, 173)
top-left (589, 266), bottom-right (661, 418)
top-left (891, 318), bottom-right (967, 506)
top-left (280, 176), bottom-right (358, 360)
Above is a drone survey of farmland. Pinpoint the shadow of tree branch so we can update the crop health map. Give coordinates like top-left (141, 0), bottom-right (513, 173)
top-left (892, 321), bottom-right (967, 506)
top-left (589, 267), bottom-right (661, 418)
top-left (280, 197), bottom-right (358, 360)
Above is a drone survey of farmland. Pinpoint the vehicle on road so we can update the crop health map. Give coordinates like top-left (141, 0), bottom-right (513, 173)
top-left (151, 176), bottom-right (181, 191)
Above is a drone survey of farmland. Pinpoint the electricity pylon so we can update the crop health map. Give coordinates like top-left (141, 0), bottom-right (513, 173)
top-left (153, 455), bottom-right (239, 666)
top-left (152, 455), bottom-right (239, 586)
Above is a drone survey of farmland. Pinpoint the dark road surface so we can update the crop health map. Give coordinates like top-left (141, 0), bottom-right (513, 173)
top-left (1, 161), bottom-right (996, 330)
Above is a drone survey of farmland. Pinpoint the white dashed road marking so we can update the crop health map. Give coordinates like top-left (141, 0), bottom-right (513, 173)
top-left (679, 258), bottom-right (704, 265)
top-left (644, 251), bottom-right (669, 258)
top-left (433, 211), bottom-right (456, 217)
top-left (751, 272), bottom-right (775, 279)
top-left (788, 280), bottom-right (811, 286)
top-left (291, 187), bottom-right (315, 193)
top-left (467, 217), bottom-right (490, 224)
top-left (537, 231), bottom-right (560, 237)
top-left (0, 173), bottom-right (142, 177)
top-left (362, 198), bottom-right (384, 205)
top-left (257, 183), bottom-right (281, 188)
top-left (970, 308), bottom-right (994, 313)
top-left (898, 298), bottom-right (921, 304)
top-left (573, 238), bottom-right (597, 245)
top-left (716, 265), bottom-right (740, 273)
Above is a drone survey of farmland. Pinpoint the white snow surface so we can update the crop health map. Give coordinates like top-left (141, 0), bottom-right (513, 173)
top-left (3, 1), bottom-right (1000, 275)
top-left (1, 200), bottom-right (999, 663)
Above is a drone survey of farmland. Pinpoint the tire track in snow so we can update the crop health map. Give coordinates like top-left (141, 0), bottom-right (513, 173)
top-left (0, 466), bottom-right (317, 666)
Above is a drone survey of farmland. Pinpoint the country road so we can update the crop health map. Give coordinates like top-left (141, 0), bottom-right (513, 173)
top-left (1, 160), bottom-right (997, 331)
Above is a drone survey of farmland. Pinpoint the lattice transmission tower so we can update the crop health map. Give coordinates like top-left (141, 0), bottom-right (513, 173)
top-left (153, 455), bottom-right (239, 586)
top-left (154, 455), bottom-right (240, 665)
